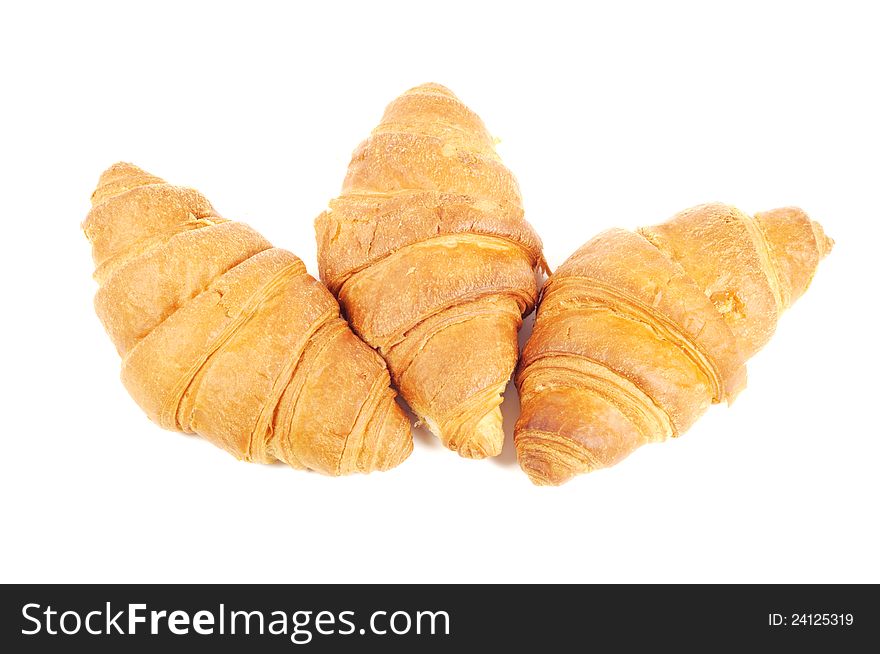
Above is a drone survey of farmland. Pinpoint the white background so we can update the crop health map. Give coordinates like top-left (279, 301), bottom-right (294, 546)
top-left (1, 1), bottom-right (877, 583)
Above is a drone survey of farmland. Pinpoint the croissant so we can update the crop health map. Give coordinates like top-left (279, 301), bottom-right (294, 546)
top-left (316, 83), bottom-right (546, 458)
top-left (515, 203), bottom-right (832, 485)
top-left (83, 163), bottom-right (412, 475)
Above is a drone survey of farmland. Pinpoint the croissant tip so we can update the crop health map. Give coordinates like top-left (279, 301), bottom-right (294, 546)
top-left (95, 161), bottom-right (148, 188)
top-left (449, 406), bottom-right (505, 459)
top-left (104, 161), bottom-right (145, 175)
top-left (810, 220), bottom-right (834, 259)
top-left (517, 452), bottom-right (571, 486)
top-left (405, 82), bottom-right (456, 98)
top-left (91, 161), bottom-right (165, 206)
top-left (376, 437), bottom-right (414, 472)
top-left (353, 394), bottom-right (415, 474)
top-left (456, 442), bottom-right (498, 460)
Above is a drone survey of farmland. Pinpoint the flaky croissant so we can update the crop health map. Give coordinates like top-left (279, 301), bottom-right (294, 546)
top-left (316, 84), bottom-right (546, 458)
top-left (83, 163), bottom-right (412, 475)
top-left (515, 203), bottom-right (832, 485)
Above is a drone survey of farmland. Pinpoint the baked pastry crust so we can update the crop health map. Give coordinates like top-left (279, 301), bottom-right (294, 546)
top-left (84, 163), bottom-right (412, 474)
top-left (316, 84), bottom-right (546, 458)
top-left (515, 203), bottom-right (832, 485)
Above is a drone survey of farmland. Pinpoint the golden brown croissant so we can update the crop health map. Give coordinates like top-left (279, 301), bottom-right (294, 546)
top-left (316, 83), bottom-right (546, 458)
top-left (83, 163), bottom-right (412, 475)
top-left (515, 203), bottom-right (832, 485)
